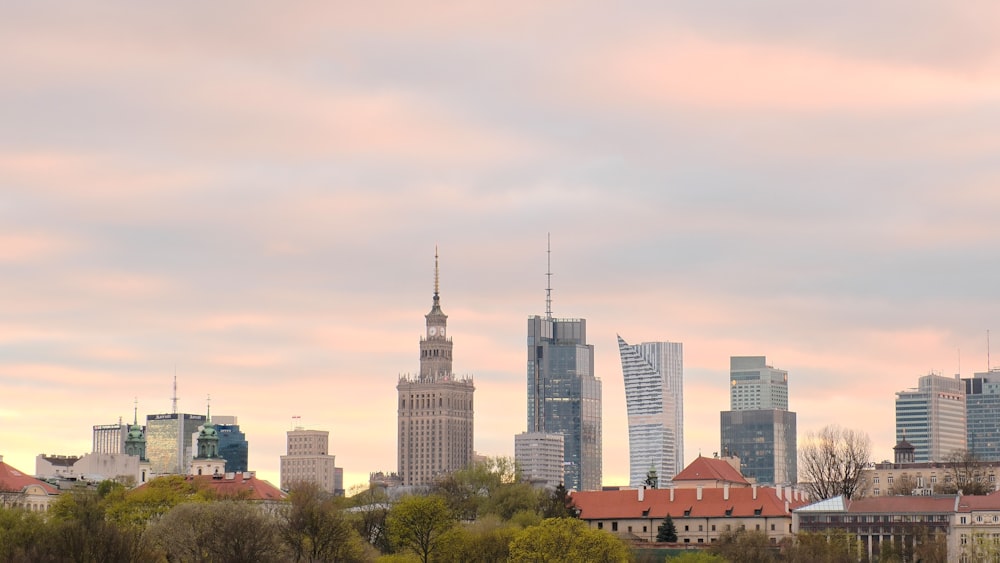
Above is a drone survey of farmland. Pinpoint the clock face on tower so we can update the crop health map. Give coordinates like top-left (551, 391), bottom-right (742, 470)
top-left (429, 327), bottom-right (438, 336)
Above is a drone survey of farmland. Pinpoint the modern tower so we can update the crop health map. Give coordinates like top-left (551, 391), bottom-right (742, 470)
top-left (524, 238), bottom-right (602, 491)
top-left (280, 427), bottom-right (343, 494)
top-left (145, 412), bottom-right (206, 475)
top-left (964, 369), bottom-right (1000, 461)
top-left (896, 373), bottom-right (966, 462)
top-left (397, 249), bottom-right (475, 487)
top-left (618, 336), bottom-right (683, 487)
top-left (720, 356), bottom-right (797, 485)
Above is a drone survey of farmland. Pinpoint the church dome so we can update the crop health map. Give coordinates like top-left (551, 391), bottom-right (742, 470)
top-left (127, 424), bottom-right (144, 441)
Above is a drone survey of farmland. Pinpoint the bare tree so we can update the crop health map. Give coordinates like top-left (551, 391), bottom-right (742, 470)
top-left (934, 449), bottom-right (994, 495)
top-left (886, 472), bottom-right (918, 496)
top-left (799, 425), bottom-right (872, 500)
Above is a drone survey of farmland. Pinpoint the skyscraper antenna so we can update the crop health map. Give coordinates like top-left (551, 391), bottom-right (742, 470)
top-left (171, 374), bottom-right (179, 414)
top-left (545, 233), bottom-right (553, 319)
top-left (434, 245), bottom-right (440, 299)
top-left (989, 329), bottom-right (992, 371)
top-left (133, 397), bottom-right (138, 426)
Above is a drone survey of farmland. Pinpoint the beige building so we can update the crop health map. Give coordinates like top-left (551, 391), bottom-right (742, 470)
top-left (397, 251), bottom-right (474, 487)
top-left (572, 456), bottom-right (809, 545)
top-left (862, 440), bottom-right (1000, 497)
top-left (1, 455), bottom-right (59, 512)
top-left (280, 428), bottom-right (342, 494)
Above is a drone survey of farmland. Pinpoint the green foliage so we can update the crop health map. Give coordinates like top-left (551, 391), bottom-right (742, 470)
top-left (146, 500), bottom-right (285, 562)
top-left (104, 474), bottom-right (202, 530)
top-left (508, 517), bottom-right (631, 562)
top-left (710, 529), bottom-right (776, 563)
top-left (666, 553), bottom-right (727, 562)
top-left (434, 456), bottom-right (541, 521)
top-left (386, 495), bottom-right (455, 563)
top-left (435, 515), bottom-right (519, 563)
top-left (656, 514), bottom-right (678, 542)
top-left (280, 481), bottom-right (371, 562)
top-left (350, 485), bottom-right (391, 552)
top-left (0, 506), bottom-right (50, 561)
top-left (783, 529), bottom-right (862, 563)
top-left (541, 483), bottom-right (578, 519)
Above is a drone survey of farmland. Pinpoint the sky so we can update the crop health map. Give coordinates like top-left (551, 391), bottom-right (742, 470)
top-left (2, 2), bottom-right (1000, 493)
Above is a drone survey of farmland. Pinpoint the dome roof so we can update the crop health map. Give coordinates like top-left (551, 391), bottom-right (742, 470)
top-left (199, 423), bottom-right (219, 438)
top-left (127, 424), bottom-right (144, 441)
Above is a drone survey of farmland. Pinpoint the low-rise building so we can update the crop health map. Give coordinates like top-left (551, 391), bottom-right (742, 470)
top-left (572, 456), bottom-right (809, 545)
top-left (794, 492), bottom-right (1000, 561)
top-left (0, 455), bottom-right (59, 512)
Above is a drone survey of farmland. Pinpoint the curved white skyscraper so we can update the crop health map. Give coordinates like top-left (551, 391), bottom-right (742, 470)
top-left (617, 336), bottom-right (683, 487)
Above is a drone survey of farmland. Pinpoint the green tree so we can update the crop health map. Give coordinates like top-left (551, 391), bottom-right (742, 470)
top-left (711, 529), bottom-right (775, 563)
top-left (508, 517), bottom-right (631, 562)
top-left (146, 500), bottom-right (285, 562)
top-left (541, 483), bottom-right (577, 518)
top-left (0, 505), bottom-right (51, 561)
top-left (435, 515), bottom-right (518, 563)
top-left (280, 481), bottom-right (370, 562)
top-left (104, 474), bottom-right (202, 530)
top-left (47, 487), bottom-right (153, 562)
top-left (386, 495), bottom-right (455, 563)
top-left (656, 514), bottom-right (678, 542)
top-left (349, 485), bottom-right (391, 552)
top-left (666, 553), bottom-right (726, 562)
top-left (783, 529), bottom-right (861, 563)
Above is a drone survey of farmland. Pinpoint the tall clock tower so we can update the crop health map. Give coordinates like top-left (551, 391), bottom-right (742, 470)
top-left (397, 248), bottom-right (475, 486)
top-left (419, 249), bottom-right (453, 381)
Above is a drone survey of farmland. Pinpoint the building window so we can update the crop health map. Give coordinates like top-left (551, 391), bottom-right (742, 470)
top-left (887, 476), bottom-right (894, 484)
top-left (874, 477), bottom-right (880, 484)
top-left (711, 525), bottom-right (716, 531)
top-left (597, 522), bottom-right (603, 530)
top-left (698, 525), bottom-right (703, 531)
top-left (771, 524), bottom-right (775, 531)
top-left (684, 525), bottom-right (689, 531)
top-left (874, 488), bottom-right (880, 496)
top-left (612, 522), bottom-right (618, 532)
top-left (962, 517), bottom-right (967, 524)
top-left (698, 538), bottom-right (704, 543)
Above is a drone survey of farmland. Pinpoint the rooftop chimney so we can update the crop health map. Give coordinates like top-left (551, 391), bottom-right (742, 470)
top-left (752, 484), bottom-right (758, 500)
top-left (723, 483), bottom-right (730, 501)
top-left (670, 487), bottom-right (675, 502)
top-left (638, 486), bottom-right (644, 502)
top-left (697, 486), bottom-right (703, 501)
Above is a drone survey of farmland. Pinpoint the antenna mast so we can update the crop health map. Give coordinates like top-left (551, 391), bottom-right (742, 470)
top-left (171, 374), bottom-right (179, 414)
top-left (545, 233), bottom-right (553, 319)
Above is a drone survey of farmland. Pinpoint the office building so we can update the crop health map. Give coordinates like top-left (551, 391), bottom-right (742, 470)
top-left (514, 431), bottom-right (564, 489)
top-left (964, 369), bottom-right (1000, 461)
top-left (92, 423), bottom-right (128, 454)
top-left (617, 336), bottom-right (683, 486)
top-left (280, 428), bottom-right (343, 494)
top-left (524, 244), bottom-right (601, 491)
top-left (145, 413), bottom-right (206, 475)
top-left (720, 356), bottom-right (797, 484)
top-left (895, 373), bottom-right (966, 462)
top-left (397, 250), bottom-right (475, 487)
top-left (217, 423), bottom-right (249, 473)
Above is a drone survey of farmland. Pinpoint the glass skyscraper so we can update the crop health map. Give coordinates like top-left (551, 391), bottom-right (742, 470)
top-left (527, 315), bottom-right (601, 491)
top-left (217, 424), bottom-right (249, 473)
top-left (965, 369), bottom-right (1000, 461)
top-left (145, 413), bottom-right (206, 475)
top-left (720, 356), bottom-right (797, 485)
top-left (617, 336), bottom-right (683, 487)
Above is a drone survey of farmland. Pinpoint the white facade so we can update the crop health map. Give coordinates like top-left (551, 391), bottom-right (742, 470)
top-left (730, 356), bottom-right (788, 411)
top-left (515, 431), bottom-right (565, 489)
top-left (896, 374), bottom-right (966, 462)
top-left (617, 336), bottom-right (684, 486)
top-left (36, 452), bottom-right (141, 483)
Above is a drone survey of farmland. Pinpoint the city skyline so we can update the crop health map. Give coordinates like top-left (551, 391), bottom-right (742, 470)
top-left (2, 3), bottom-right (1000, 493)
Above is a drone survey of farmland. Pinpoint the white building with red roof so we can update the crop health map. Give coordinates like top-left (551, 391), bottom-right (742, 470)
top-left (0, 455), bottom-right (59, 512)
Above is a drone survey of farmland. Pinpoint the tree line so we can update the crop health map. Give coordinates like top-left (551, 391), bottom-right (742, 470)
top-left (0, 457), bottom-right (631, 562)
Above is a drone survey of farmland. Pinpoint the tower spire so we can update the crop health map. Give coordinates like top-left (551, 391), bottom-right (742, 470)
top-left (434, 245), bottom-right (440, 302)
top-left (133, 397), bottom-right (138, 426)
top-left (206, 394), bottom-right (211, 422)
top-left (545, 233), bottom-right (553, 319)
top-left (171, 374), bottom-right (179, 414)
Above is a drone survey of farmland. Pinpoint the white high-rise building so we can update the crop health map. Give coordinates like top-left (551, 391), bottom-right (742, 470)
top-left (896, 373), bottom-right (966, 462)
top-left (515, 431), bottom-right (564, 489)
top-left (729, 356), bottom-right (788, 411)
top-left (617, 336), bottom-right (683, 487)
top-left (280, 428), bottom-right (342, 494)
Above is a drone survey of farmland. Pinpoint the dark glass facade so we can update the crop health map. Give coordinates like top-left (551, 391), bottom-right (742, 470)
top-left (217, 424), bottom-right (249, 472)
top-left (720, 409), bottom-right (797, 485)
top-left (965, 371), bottom-right (1000, 461)
top-left (527, 316), bottom-right (601, 491)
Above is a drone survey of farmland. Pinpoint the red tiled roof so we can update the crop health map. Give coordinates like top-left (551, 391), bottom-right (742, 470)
top-left (672, 456), bottom-right (749, 485)
top-left (845, 495), bottom-right (957, 513)
top-left (957, 491), bottom-right (1000, 512)
top-left (0, 460), bottom-right (59, 495)
top-left (186, 474), bottom-right (286, 501)
top-left (572, 486), bottom-right (807, 520)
